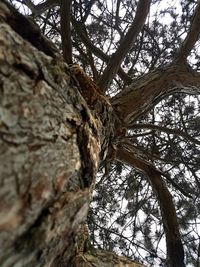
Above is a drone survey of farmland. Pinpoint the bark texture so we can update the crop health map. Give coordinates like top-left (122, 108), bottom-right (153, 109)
top-left (0, 2), bottom-right (103, 266)
top-left (76, 250), bottom-right (145, 267)
top-left (0, 2), bottom-right (145, 267)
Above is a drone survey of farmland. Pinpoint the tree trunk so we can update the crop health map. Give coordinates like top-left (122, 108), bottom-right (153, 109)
top-left (0, 2), bottom-right (145, 267)
top-left (0, 1), bottom-right (103, 266)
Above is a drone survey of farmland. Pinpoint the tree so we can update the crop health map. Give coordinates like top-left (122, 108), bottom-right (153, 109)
top-left (0, 0), bottom-right (200, 266)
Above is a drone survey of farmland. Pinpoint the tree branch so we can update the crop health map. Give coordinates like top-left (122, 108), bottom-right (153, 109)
top-left (23, 0), bottom-right (132, 85)
top-left (60, 0), bottom-right (72, 64)
top-left (23, 0), bottom-right (73, 63)
top-left (24, 0), bottom-right (60, 16)
top-left (120, 141), bottom-right (194, 199)
top-left (112, 64), bottom-right (200, 123)
top-left (72, 18), bottom-right (132, 85)
top-left (97, 0), bottom-right (151, 91)
top-left (175, 1), bottom-right (200, 63)
top-left (129, 123), bottom-right (200, 146)
top-left (116, 146), bottom-right (185, 267)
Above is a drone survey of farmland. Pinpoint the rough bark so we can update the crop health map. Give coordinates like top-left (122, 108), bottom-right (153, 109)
top-left (0, 1), bottom-right (145, 267)
top-left (76, 250), bottom-right (145, 267)
top-left (0, 2), bottom-right (105, 266)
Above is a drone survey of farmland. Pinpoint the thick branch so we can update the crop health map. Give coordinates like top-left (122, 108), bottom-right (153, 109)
top-left (116, 146), bottom-right (185, 267)
top-left (97, 0), bottom-right (151, 91)
top-left (121, 141), bottom-right (193, 198)
top-left (129, 123), bottom-right (200, 146)
top-left (72, 18), bottom-right (132, 85)
top-left (112, 64), bottom-right (200, 123)
top-left (176, 1), bottom-right (200, 63)
top-left (60, 0), bottom-right (72, 64)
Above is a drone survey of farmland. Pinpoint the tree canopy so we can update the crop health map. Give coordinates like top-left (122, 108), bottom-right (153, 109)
top-left (7, 0), bottom-right (200, 266)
